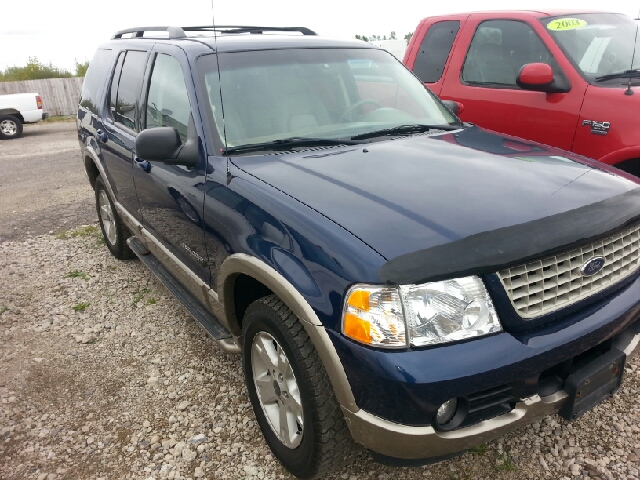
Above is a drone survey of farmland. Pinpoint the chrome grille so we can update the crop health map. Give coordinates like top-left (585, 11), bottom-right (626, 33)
top-left (498, 223), bottom-right (640, 318)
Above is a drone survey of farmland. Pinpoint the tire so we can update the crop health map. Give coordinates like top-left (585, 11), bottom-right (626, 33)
top-left (242, 295), bottom-right (357, 479)
top-left (94, 175), bottom-right (135, 260)
top-left (0, 115), bottom-right (23, 140)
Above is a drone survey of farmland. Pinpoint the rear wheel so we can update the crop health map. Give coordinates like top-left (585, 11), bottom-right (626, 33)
top-left (95, 175), bottom-right (134, 260)
top-left (242, 295), bottom-right (356, 479)
top-left (0, 115), bottom-right (23, 140)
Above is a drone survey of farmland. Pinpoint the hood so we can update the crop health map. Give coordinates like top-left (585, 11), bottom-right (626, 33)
top-left (232, 126), bottom-right (640, 284)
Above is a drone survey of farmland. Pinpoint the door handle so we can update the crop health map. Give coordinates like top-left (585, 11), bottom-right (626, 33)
top-left (134, 157), bottom-right (151, 173)
top-left (96, 129), bottom-right (108, 143)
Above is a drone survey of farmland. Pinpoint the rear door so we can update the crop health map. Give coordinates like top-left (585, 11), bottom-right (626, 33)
top-left (133, 44), bottom-right (210, 282)
top-left (101, 49), bottom-right (149, 218)
top-left (406, 18), bottom-right (465, 96)
top-left (439, 17), bottom-right (586, 150)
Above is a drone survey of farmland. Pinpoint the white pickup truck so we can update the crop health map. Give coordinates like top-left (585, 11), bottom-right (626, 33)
top-left (0, 93), bottom-right (49, 139)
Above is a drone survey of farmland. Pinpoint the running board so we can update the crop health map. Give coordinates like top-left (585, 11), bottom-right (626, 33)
top-left (127, 237), bottom-right (240, 354)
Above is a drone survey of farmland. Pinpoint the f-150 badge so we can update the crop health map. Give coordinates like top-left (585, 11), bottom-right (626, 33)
top-left (582, 120), bottom-right (610, 136)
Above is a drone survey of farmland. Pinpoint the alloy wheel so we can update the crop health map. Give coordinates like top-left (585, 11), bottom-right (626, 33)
top-left (251, 332), bottom-right (304, 448)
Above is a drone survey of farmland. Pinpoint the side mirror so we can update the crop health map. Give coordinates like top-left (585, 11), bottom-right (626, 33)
top-left (516, 63), bottom-right (569, 93)
top-left (136, 127), bottom-right (182, 161)
top-left (441, 99), bottom-right (464, 115)
top-left (135, 116), bottom-right (198, 167)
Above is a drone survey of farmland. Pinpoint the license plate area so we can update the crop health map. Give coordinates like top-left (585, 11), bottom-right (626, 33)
top-left (559, 348), bottom-right (625, 420)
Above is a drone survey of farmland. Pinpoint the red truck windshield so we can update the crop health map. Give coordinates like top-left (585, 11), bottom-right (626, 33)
top-left (542, 13), bottom-right (640, 83)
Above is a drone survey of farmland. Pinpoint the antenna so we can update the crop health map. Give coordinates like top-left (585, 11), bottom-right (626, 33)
top-left (209, 0), bottom-right (229, 155)
top-left (626, 21), bottom-right (639, 96)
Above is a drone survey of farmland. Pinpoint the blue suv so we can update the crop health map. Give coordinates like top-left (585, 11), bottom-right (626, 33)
top-left (77, 25), bottom-right (640, 479)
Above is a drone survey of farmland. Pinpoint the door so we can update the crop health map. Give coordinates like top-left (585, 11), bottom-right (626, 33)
top-left (101, 50), bottom-right (148, 218)
top-left (133, 46), bottom-right (210, 282)
top-left (408, 19), bottom-right (463, 96)
top-left (440, 18), bottom-right (586, 150)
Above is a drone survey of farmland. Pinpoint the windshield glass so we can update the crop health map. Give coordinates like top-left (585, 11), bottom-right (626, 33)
top-left (541, 13), bottom-right (640, 83)
top-left (197, 48), bottom-right (458, 148)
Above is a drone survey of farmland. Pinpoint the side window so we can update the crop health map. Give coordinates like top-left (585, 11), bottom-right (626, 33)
top-left (145, 54), bottom-right (191, 142)
top-left (80, 49), bottom-right (115, 114)
top-left (109, 53), bottom-right (124, 116)
top-left (412, 21), bottom-right (460, 83)
top-left (111, 50), bottom-right (147, 130)
top-left (462, 20), bottom-right (561, 87)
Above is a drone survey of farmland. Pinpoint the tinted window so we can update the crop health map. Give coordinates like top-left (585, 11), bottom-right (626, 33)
top-left (462, 20), bottom-right (560, 87)
top-left (112, 50), bottom-right (147, 130)
top-left (109, 53), bottom-right (124, 116)
top-left (145, 54), bottom-right (191, 142)
top-left (80, 49), bottom-right (115, 114)
top-left (412, 21), bottom-right (460, 83)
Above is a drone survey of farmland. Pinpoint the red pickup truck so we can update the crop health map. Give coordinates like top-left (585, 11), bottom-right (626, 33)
top-left (404, 11), bottom-right (640, 174)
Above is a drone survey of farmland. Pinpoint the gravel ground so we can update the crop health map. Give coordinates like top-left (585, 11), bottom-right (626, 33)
top-left (0, 121), bottom-right (95, 242)
top-left (1, 123), bottom-right (639, 480)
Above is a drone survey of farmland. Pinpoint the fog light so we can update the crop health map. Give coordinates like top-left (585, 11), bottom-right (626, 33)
top-left (436, 398), bottom-right (458, 425)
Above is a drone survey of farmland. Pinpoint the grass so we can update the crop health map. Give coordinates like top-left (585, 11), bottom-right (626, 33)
top-left (470, 444), bottom-right (487, 456)
top-left (56, 225), bottom-right (99, 240)
top-left (56, 225), bottom-right (106, 249)
top-left (0, 306), bottom-right (8, 315)
top-left (494, 454), bottom-right (517, 472)
top-left (146, 297), bottom-right (157, 305)
top-left (65, 270), bottom-right (88, 280)
top-left (72, 302), bottom-right (90, 312)
top-left (41, 115), bottom-right (76, 123)
top-left (133, 288), bottom-right (151, 305)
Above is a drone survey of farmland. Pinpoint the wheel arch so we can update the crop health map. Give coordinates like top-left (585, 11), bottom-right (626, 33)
top-left (610, 157), bottom-right (640, 179)
top-left (0, 109), bottom-right (24, 124)
top-left (599, 146), bottom-right (640, 168)
top-left (84, 155), bottom-right (100, 189)
top-left (218, 253), bottom-right (358, 411)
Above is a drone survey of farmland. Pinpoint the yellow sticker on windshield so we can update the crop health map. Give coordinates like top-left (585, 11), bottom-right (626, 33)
top-left (547, 18), bottom-right (587, 31)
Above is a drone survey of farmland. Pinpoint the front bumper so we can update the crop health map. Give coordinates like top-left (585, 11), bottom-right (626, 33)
top-left (343, 327), bottom-right (639, 460)
top-left (330, 270), bottom-right (640, 460)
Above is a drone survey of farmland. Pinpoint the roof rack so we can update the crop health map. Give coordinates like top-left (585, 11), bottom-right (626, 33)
top-left (111, 25), bottom-right (317, 40)
top-left (112, 26), bottom-right (187, 39)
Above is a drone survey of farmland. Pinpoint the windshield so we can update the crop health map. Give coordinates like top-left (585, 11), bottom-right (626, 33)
top-left (197, 48), bottom-right (458, 149)
top-left (541, 13), bottom-right (640, 83)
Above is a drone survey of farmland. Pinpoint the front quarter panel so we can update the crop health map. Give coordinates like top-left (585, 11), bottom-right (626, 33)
top-left (201, 161), bottom-right (386, 332)
top-left (573, 85), bottom-right (640, 164)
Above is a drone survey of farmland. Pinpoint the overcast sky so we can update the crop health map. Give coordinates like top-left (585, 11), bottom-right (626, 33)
top-left (3, 0), bottom-right (639, 71)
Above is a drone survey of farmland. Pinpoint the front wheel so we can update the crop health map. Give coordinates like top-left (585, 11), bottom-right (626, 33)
top-left (242, 295), bottom-right (356, 479)
top-left (0, 115), bottom-right (23, 140)
top-left (94, 175), bottom-right (134, 260)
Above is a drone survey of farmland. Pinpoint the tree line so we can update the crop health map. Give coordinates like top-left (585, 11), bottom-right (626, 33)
top-left (0, 57), bottom-right (89, 82)
top-left (354, 31), bottom-right (413, 43)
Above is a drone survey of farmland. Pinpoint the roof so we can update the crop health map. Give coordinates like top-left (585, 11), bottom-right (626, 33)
top-left (424, 9), bottom-right (615, 20)
top-left (104, 26), bottom-right (376, 53)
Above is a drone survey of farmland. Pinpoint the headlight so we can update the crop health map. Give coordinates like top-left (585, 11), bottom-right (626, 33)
top-left (342, 276), bottom-right (501, 348)
top-left (342, 285), bottom-right (407, 348)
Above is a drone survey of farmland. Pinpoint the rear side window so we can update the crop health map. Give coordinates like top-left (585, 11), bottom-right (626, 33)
top-left (462, 20), bottom-right (560, 87)
top-left (110, 50), bottom-right (147, 130)
top-left (412, 21), bottom-right (460, 83)
top-left (80, 49), bottom-right (115, 114)
top-left (145, 54), bottom-right (192, 142)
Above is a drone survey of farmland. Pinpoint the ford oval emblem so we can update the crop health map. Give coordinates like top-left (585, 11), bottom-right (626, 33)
top-left (581, 256), bottom-right (606, 277)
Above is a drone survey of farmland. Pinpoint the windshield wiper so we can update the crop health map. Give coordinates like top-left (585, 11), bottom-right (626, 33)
top-left (223, 137), bottom-right (366, 155)
top-left (349, 123), bottom-right (461, 141)
top-left (595, 69), bottom-right (640, 82)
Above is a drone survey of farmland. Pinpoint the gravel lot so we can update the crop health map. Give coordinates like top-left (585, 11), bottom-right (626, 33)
top-left (1, 122), bottom-right (639, 480)
top-left (0, 121), bottom-right (95, 242)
